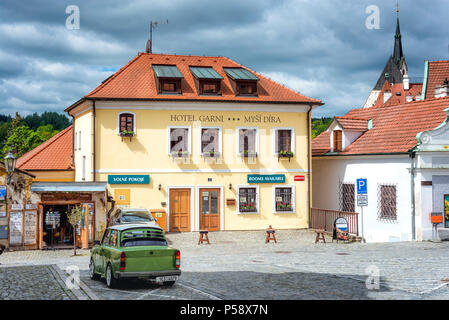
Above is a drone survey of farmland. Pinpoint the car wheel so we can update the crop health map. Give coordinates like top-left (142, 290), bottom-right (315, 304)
top-left (163, 281), bottom-right (176, 287)
top-left (89, 259), bottom-right (100, 280)
top-left (106, 264), bottom-right (118, 288)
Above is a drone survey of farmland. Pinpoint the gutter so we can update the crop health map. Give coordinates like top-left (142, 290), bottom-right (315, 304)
top-left (307, 105), bottom-right (313, 226)
top-left (92, 100), bottom-right (96, 182)
top-left (410, 151), bottom-right (416, 241)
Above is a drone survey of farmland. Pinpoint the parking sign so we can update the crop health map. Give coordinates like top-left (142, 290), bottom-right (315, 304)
top-left (357, 178), bottom-right (367, 194)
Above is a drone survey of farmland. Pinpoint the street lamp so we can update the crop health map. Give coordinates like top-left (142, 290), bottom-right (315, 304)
top-left (4, 149), bottom-right (17, 184)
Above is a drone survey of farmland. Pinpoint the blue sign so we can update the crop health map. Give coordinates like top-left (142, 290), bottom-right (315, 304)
top-left (108, 175), bottom-right (150, 184)
top-left (248, 174), bottom-right (285, 184)
top-left (356, 178), bottom-right (367, 194)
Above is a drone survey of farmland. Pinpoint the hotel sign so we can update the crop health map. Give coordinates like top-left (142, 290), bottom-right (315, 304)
top-left (247, 174), bottom-right (285, 184)
top-left (108, 175), bottom-right (150, 185)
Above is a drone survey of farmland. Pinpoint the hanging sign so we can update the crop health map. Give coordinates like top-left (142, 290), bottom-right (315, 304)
top-left (108, 175), bottom-right (150, 184)
top-left (247, 174), bottom-right (285, 183)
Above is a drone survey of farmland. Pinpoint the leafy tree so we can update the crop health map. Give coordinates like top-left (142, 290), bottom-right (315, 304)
top-left (312, 117), bottom-right (333, 139)
top-left (66, 205), bottom-right (83, 256)
top-left (2, 125), bottom-right (46, 157)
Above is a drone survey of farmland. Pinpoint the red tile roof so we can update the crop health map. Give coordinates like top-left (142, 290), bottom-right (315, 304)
top-left (425, 60), bottom-right (449, 99)
top-left (312, 97), bottom-right (449, 156)
top-left (370, 81), bottom-right (423, 108)
top-left (17, 126), bottom-right (74, 171)
top-left (335, 117), bottom-right (368, 131)
top-left (85, 53), bottom-right (322, 104)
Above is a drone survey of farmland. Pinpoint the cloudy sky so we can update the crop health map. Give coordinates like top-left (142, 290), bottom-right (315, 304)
top-left (0, 0), bottom-right (448, 118)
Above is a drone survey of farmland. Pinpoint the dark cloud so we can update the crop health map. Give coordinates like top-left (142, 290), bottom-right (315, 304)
top-left (0, 0), bottom-right (448, 117)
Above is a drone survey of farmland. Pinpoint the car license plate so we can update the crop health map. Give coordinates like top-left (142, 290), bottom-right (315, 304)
top-left (156, 276), bottom-right (178, 282)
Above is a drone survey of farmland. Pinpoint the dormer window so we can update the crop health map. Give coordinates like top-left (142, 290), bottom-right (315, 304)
top-left (189, 66), bottom-right (223, 95)
top-left (223, 67), bottom-right (259, 96)
top-left (333, 130), bottom-right (342, 152)
top-left (152, 65), bottom-right (183, 95)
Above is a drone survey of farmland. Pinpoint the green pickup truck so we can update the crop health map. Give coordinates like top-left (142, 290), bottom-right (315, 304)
top-left (89, 224), bottom-right (181, 288)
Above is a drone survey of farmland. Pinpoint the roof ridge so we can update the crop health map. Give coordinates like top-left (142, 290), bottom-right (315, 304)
top-left (17, 125), bottom-right (72, 169)
top-left (86, 53), bottom-right (145, 98)
top-left (143, 52), bottom-right (226, 59)
top-left (221, 56), bottom-right (323, 104)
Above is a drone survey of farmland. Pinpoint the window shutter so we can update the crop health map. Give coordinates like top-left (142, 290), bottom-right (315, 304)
top-left (275, 130), bottom-right (279, 153)
top-left (239, 129), bottom-right (245, 154)
top-left (248, 129), bottom-right (256, 153)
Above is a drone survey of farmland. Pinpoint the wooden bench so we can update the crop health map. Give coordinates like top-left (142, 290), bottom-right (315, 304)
top-left (265, 225), bottom-right (277, 243)
top-left (315, 229), bottom-right (326, 243)
top-left (198, 230), bottom-right (210, 245)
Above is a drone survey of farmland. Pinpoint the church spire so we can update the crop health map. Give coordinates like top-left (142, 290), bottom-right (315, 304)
top-left (393, 1), bottom-right (403, 66)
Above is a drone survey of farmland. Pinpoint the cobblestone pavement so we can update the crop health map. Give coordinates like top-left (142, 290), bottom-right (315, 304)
top-left (2, 229), bottom-right (449, 299)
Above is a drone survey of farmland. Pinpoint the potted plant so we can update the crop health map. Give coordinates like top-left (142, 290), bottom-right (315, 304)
top-left (240, 202), bottom-right (257, 212)
top-left (278, 150), bottom-right (294, 161)
top-left (203, 150), bottom-right (220, 158)
top-left (276, 202), bottom-right (292, 212)
top-left (120, 130), bottom-right (134, 137)
top-left (171, 150), bottom-right (189, 158)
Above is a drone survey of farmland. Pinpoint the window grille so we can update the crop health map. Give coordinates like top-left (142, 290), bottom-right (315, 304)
top-left (340, 183), bottom-right (355, 212)
top-left (377, 184), bottom-right (397, 222)
top-left (275, 187), bottom-right (293, 212)
top-left (238, 129), bottom-right (256, 155)
top-left (238, 188), bottom-right (257, 213)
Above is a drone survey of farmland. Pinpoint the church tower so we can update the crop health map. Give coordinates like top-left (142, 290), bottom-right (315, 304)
top-left (364, 5), bottom-right (409, 108)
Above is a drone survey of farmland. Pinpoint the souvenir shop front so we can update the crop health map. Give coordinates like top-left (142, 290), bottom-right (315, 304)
top-left (29, 182), bottom-right (108, 250)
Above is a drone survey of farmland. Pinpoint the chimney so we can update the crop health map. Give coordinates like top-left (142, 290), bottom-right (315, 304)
top-left (435, 78), bottom-right (449, 98)
top-left (403, 74), bottom-right (409, 91)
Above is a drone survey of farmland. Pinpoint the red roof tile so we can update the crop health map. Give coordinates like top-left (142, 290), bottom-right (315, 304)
top-left (425, 60), bottom-right (449, 99)
top-left (85, 53), bottom-right (322, 104)
top-left (335, 117), bottom-right (368, 131)
top-left (312, 97), bottom-right (449, 156)
top-left (370, 81), bottom-right (423, 108)
top-left (17, 126), bottom-right (73, 171)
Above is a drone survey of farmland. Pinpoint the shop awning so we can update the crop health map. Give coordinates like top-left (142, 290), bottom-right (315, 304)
top-left (30, 182), bottom-right (107, 193)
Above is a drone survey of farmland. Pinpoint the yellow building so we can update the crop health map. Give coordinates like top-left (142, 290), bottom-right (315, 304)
top-left (65, 53), bottom-right (323, 233)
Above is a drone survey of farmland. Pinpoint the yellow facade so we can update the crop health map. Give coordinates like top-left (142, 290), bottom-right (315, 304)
top-left (71, 102), bottom-right (312, 232)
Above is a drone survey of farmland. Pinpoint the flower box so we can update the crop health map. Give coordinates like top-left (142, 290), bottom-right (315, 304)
top-left (120, 130), bottom-right (135, 141)
top-left (170, 151), bottom-right (190, 158)
top-left (202, 151), bottom-right (220, 158)
top-left (278, 151), bottom-right (294, 162)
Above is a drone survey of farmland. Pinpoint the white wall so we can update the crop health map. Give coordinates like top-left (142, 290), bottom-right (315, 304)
top-left (313, 155), bottom-right (413, 242)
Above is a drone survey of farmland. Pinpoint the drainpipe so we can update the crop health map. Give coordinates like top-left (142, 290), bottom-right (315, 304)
top-left (71, 115), bottom-right (75, 169)
top-left (307, 105), bottom-right (313, 226)
top-left (92, 100), bottom-right (96, 182)
top-left (410, 151), bottom-right (416, 241)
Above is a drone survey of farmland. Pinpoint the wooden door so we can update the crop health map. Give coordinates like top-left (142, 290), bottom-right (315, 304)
top-left (199, 188), bottom-right (220, 231)
top-left (80, 204), bottom-right (90, 249)
top-left (169, 189), bottom-right (191, 232)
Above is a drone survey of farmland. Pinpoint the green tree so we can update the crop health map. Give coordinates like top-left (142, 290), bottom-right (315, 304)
top-left (36, 124), bottom-right (58, 141)
top-left (2, 125), bottom-right (46, 157)
top-left (66, 205), bottom-right (83, 256)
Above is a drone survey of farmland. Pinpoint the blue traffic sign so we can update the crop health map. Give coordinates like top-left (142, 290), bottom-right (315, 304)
top-left (357, 178), bottom-right (367, 194)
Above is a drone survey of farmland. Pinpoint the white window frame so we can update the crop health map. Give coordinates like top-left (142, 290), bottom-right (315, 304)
top-left (236, 185), bottom-right (260, 214)
top-left (272, 127), bottom-right (295, 155)
top-left (198, 126), bottom-right (222, 156)
top-left (167, 126), bottom-right (191, 155)
top-left (74, 131), bottom-right (77, 150)
top-left (116, 111), bottom-right (137, 135)
top-left (272, 185), bottom-right (295, 214)
top-left (236, 127), bottom-right (259, 156)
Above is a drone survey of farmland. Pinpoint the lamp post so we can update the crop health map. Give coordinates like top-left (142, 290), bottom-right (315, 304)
top-left (4, 149), bottom-right (17, 184)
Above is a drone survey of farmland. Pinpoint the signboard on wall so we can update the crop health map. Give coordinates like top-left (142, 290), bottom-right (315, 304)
top-left (247, 174), bottom-right (285, 184)
top-left (108, 175), bottom-right (150, 184)
top-left (24, 211), bottom-right (37, 245)
top-left (9, 211), bottom-right (23, 245)
top-left (0, 186), bottom-right (6, 203)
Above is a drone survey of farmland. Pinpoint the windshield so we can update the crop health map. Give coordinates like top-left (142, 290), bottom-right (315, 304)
top-left (120, 228), bottom-right (167, 247)
top-left (119, 211), bottom-right (154, 223)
